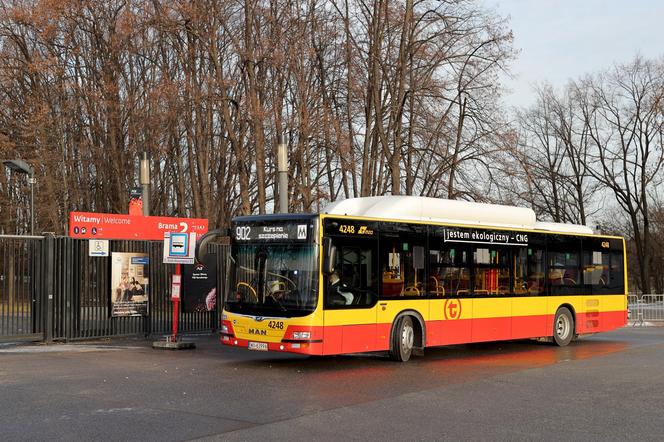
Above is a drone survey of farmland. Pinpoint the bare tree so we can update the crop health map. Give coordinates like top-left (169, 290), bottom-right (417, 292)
top-left (578, 57), bottom-right (664, 293)
top-left (507, 84), bottom-right (599, 224)
top-left (0, 0), bottom-right (515, 234)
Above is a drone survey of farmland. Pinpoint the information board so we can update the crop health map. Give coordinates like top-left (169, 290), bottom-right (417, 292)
top-left (69, 212), bottom-right (208, 240)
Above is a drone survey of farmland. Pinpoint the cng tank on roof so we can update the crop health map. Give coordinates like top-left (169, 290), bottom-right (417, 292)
top-left (533, 221), bottom-right (594, 235)
top-left (322, 196), bottom-right (538, 230)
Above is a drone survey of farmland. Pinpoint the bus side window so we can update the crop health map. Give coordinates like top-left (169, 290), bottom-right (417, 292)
top-left (381, 239), bottom-right (403, 298)
top-left (408, 245), bottom-right (425, 296)
top-left (520, 247), bottom-right (546, 295)
top-left (472, 246), bottom-right (510, 295)
top-left (582, 245), bottom-right (625, 295)
top-left (548, 236), bottom-right (582, 296)
top-left (608, 252), bottom-right (624, 292)
top-left (513, 248), bottom-right (528, 294)
top-left (428, 245), bottom-right (469, 298)
top-left (582, 250), bottom-right (607, 290)
top-left (380, 238), bottom-right (425, 298)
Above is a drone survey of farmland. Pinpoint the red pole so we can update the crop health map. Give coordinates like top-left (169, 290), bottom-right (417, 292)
top-left (172, 263), bottom-right (181, 341)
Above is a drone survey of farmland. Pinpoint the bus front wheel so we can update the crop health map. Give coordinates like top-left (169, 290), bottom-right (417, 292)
top-left (390, 316), bottom-right (414, 362)
top-left (553, 307), bottom-right (574, 347)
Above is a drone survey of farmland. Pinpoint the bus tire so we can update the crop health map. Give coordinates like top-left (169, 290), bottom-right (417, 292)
top-left (553, 307), bottom-right (574, 347)
top-left (390, 316), bottom-right (414, 362)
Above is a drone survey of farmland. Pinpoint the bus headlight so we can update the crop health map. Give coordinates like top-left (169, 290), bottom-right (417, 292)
top-left (221, 324), bottom-right (229, 333)
top-left (293, 331), bottom-right (310, 340)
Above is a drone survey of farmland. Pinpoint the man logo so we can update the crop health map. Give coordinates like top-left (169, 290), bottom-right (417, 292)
top-left (248, 328), bottom-right (267, 336)
top-left (297, 225), bottom-right (307, 239)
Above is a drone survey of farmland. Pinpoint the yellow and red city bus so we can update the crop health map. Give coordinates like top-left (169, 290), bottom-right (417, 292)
top-left (220, 196), bottom-right (627, 361)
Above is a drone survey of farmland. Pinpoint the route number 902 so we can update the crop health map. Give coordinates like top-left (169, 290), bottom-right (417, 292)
top-left (236, 226), bottom-right (251, 240)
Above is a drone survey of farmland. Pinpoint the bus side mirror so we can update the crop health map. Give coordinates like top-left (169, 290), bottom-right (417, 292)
top-left (195, 229), bottom-right (230, 263)
top-left (323, 237), bottom-right (336, 275)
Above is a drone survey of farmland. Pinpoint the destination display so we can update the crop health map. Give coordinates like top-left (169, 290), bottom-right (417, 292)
top-left (442, 227), bottom-right (528, 246)
top-left (233, 222), bottom-right (311, 242)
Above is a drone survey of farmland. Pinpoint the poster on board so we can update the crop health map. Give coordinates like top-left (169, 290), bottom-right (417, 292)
top-left (110, 252), bottom-right (149, 317)
top-left (182, 253), bottom-right (217, 313)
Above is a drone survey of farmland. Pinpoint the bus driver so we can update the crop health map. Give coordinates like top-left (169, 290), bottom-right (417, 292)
top-left (328, 268), bottom-right (354, 305)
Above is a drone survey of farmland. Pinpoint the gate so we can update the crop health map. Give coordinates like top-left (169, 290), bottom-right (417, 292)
top-left (0, 234), bottom-right (228, 342)
top-left (0, 235), bottom-right (44, 342)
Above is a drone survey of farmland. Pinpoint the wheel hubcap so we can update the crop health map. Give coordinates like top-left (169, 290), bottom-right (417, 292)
top-left (556, 315), bottom-right (570, 339)
top-left (402, 325), bottom-right (414, 350)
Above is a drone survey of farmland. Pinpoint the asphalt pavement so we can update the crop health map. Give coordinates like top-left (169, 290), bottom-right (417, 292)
top-left (1, 327), bottom-right (664, 441)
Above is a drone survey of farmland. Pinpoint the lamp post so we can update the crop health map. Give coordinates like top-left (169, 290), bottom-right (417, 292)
top-left (277, 135), bottom-right (288, 213)
top-left (2, 159), bottom-right (35, 235)
top-left (140, 151), bottom-right (150, 216)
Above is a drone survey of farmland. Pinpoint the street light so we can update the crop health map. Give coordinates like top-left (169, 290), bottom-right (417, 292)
top-left (2, 159), bottom-right (35, 235)
top-left (277, 135), bottom-right (288, 213)
top-left (139, 151), bottom-right (150, 216)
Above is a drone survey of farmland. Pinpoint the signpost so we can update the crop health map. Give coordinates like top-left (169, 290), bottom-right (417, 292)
top-left (67, 210), bottom-right (206, 350)
top-left (153, 231), bottom-right (197, 350)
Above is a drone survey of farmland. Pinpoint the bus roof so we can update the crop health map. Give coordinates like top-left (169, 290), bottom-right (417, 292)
top-left (323, 196), bottom-right (594, 235)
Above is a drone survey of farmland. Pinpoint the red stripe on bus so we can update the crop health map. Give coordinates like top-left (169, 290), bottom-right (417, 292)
top-left (576, 310), bottom-right (626, 333)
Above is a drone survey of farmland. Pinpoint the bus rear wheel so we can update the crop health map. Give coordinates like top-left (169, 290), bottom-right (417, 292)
top-left (390, 316), bottom-right (414, 362)
top-left (553, 307), bottom-right (574, 347)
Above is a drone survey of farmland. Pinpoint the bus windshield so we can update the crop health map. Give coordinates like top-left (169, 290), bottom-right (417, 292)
top-left (227, 243), bottom-right (319, 317)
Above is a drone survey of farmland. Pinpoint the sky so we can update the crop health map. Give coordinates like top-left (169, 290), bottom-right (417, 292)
top-left (484, 0), bottom-right (664, 108)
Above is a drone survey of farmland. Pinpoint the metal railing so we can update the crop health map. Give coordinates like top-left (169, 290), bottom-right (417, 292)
top-left (628, 294), bottom-right (664, 325)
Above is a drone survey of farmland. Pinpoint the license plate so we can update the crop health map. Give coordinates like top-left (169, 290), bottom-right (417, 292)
top-left (248, 341), bottom-right (268, 351)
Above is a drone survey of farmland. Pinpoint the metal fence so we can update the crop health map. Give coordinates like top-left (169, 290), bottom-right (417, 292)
top-left (628, 294), bottom-right (664, 325)
top-left (1, 234), bottom-right (228, 342)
